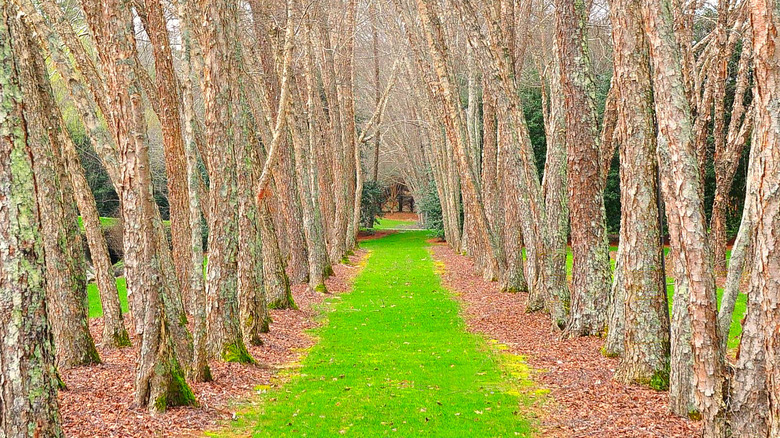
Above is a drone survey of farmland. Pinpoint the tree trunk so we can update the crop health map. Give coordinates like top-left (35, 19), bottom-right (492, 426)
top-left (247, 0), bottom-right (309, 283)
top-left (236, 128), bottom-right (268, 347)
top-left (371, 1), bottom-right (381, 182)
top-left (200, 0), bottom-right (253, 364)
top-left (738, 3), bottom-right (780, 434)
top-left (642, 1), bottom-right (726, 433)
top-left (711, 27), bottom-right (753, 279)
top-left (725, 128), bottom-right (768, 435)
top-left (260, 200), bottom-right (295, 309)
top-left (140, 0), bottom-right (193, 313)
top-left (0, 7), bottom-right (63, 434)
top-left (608, 0), bottom-right (670, 385)
top-left (177, 0), bottom-right (211, 383)
top-left (539, 44), bottom-right (570, 327)
top-left (80, 0), bottom-right (197, 410)
top-left (18, 6), bottom-right (100, 369)
top-left (344, 0), bottom-right (360, 252)
top-left (415, 0), bottom-right (506, 273)
top-left (555, 0), bottom-right (611, 337)
top-left (289, 19), bottom-right (333, 293)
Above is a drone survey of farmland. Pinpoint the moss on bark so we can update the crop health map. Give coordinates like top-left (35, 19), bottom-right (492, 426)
top-left (221, 341), bottom-right (256, 364)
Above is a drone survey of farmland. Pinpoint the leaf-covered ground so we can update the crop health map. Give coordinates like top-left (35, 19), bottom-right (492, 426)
top-left (222, 231), bottom-right (536, 437)
top-left (429, 241), bottom-right (700, 437)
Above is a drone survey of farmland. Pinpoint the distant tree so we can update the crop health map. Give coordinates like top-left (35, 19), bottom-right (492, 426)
top-left (360, 180), bottom-right (385, 229)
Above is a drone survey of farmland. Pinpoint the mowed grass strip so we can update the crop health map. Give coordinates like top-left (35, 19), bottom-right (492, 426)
top-left (224, 231), bottom-right (535, 437)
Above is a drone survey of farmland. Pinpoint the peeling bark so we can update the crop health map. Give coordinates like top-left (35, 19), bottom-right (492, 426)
top-left (0, 5), bottom-right (62, 434)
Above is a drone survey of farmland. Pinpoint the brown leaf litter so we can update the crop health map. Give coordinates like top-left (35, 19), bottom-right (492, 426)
top-left (429, 241), bottom-right (700, 438)
top-left (59, 249), bottom-right (367, 438)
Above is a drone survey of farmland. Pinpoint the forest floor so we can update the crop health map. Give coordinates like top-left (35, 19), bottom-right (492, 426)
top-left (220, 231), bottom-right (538, 437)
top-left (429, 241), bottom-right (701, 437)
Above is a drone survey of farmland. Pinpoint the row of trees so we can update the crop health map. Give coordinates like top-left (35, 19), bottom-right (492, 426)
top-left (0, 0), bottom-right (399, 434)
top-left (382, 0), bottom-right (777, 436)
top-left (3, 0), bottom-right (780, 436)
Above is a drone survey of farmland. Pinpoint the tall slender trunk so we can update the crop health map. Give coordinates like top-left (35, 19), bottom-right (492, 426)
top-left (247, 0), bottom-right (309, 283)
top-left (312, 2), bottom-right (348, 261)
top-left (177, 0), bottom-right (211, 383)
top-left (200, 0), bottom-right (253, 364)
top-left (371, 1), bottom-right (381, 182)
top-left (711, 26), bottom-right (753, 278)
top-left (18, 5), bottom-right (128, 346)
top-left (725, 129), bottom-right (768, 436)
top-left (80, 0), bottom-right (197, 410)
top-left (554, 0), bottom-right (611, 337)
top-left (344, 0), bottom-right (360, 252)
top-left (415, 0), bottom-right (506, 273)
top-left (539, 44), bottom-right (570, 326)
top-left (141, 0), bottom-right (193, 311)
top-left (291, 17), bottom-right (332, 292)
top-left (607, 0), bottom-right (670, 385)
top-left (236, 117), bottom-right (268, 347)
top-left (1, 8), bottom-right (63, 434)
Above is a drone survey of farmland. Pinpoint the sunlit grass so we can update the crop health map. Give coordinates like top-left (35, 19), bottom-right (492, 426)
top-left (218, 231), bottom-right (535, 437)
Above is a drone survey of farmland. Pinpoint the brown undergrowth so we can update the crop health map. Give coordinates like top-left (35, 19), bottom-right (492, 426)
top-left (429, 241), bottom-right (700, 438)
top-left (59, 249), bottom-right (368, 437)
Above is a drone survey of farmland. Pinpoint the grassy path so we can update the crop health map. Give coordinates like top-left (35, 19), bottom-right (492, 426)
top-left (225, 231), bottom-right (534, 437)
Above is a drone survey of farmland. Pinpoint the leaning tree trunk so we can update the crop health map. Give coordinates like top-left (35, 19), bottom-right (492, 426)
top-left (608, 0), bottom-right (670, 385)
top-left (141, 0), bottom-right (193, 312)
top-left (0, 7), bottom-right (62, 434)
top-left (13, 8), bottom-right (130, 347)
top-left (554, 0), bottom-right (611, 337)
top-left (18, 7), bottom-right (100, 369)
top-left (247, 0), bottom-right (309, 282)
top-left (642, 1), bottom-right (726, 434)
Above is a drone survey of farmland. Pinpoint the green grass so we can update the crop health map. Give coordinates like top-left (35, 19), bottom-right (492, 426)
top-left (86, 277), bottom-right (128, 318)
top-left (221, 231), bottom-right (535, 437)
top-left (373, 217), bottom-right (420, 230)
top-left (77, 216), bottom-right (119, 230)
top-left (665, 281), bottom-right (746, 351)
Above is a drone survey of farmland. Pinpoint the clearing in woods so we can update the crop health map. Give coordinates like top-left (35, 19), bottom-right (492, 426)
top-left (220, 231), bottom-right (536, 437)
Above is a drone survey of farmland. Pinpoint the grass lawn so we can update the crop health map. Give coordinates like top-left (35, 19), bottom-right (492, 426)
top-left (77, 216), bottom-right (119, 230)
top-left (86, 278), bottom-right (128, 318)
top-left (373, 217), bottom-right (420, 230)
top-left (219, 231), bottom-right (535, 437)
